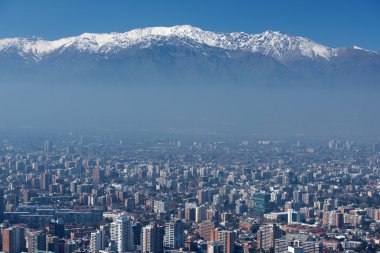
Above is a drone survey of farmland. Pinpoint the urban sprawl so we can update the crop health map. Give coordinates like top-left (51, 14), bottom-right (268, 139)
top-left (0, 135), bottom-right (380, 253)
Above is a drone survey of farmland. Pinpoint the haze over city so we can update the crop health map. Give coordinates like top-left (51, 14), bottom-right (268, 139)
top-left (0, 0), bottom-right (379, 137)
top-left (0, 1), bottom-right (380, 253)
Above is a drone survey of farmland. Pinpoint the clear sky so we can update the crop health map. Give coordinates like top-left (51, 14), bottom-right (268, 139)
top-left (0, 0), bottom-right (379, 50)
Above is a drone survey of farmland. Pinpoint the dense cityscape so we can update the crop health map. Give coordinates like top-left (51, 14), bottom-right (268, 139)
top-left (0, 134), bottom-right (379, 253)
top-left (1, 1), bottom-right (379, 253)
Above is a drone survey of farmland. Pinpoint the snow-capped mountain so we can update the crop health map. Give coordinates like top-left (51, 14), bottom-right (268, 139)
top-left (0, 25), bottom-right (379, 87)
top-left (0, 25), bottom-right (336, 61)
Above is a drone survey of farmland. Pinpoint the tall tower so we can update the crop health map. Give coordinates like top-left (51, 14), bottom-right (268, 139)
top-left (218, 230), bottom-right (235, 253)
top-left (288, 209), bottom-right (300, 224)
top-left (252, 193), bottom-right (270, 215)
top-left (40, 172), bottom-right (51, 191)
top-left (210, 229), bottom-right (235, 253)
top-left (164, 219), bottom-right (184, 249)
top-left (195, 205), bottom-right (207, 223)
top-left (47, 219), bottom-right (64, 238)
top-left (2, 226), bottom-right (26, 253)
top-left (90, 230), bottom-right (105, 253)
top-left (199, 220), bottom-right (215, 242)
top-left (44, 139), bottom-right (52, 154)
top-left (110, 215), bottom-right (134, 253)
top-left (207, 241), bottom-right (222, 253)
top-left (2, 228), bottom-right (13, 253)
top-left (142, 222), bottom-right (164, 253)
top-left (257, 224), bottom-right (281, 252)
top-left (25, 230), bottom-right (46, 253)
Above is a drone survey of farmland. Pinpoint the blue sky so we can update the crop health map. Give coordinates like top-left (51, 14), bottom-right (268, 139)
top-left (0, 0), bottom-right (379, 50)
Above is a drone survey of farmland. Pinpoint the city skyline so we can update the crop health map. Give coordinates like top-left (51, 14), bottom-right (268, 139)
top-left (0, 2), bottom-right (379, 253)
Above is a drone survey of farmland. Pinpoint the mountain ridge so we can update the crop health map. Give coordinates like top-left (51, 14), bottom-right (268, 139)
top-left (1, 25), bottom-right (377, 62)
top-left (0, 25), bottom-right (379, 88)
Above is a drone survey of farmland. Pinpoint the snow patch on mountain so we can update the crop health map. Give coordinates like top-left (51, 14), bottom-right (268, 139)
top-left (0, 25), bottom-right (375, 62)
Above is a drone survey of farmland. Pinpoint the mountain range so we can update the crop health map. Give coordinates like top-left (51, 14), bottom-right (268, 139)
top-left (0, 25), bottom-right (379, 87)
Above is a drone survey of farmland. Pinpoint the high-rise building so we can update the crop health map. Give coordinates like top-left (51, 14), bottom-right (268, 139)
top-left (134, 192), bottom-right (145, 206)
top-left (110, 215), bottom-right (134, 253)
top-left (297, 241), bottom-right (321, 253)
top-left (252, 193), bottom-right (270, 215)
top-left (335, 213), bottom-right (344, 228)
top-left (322, 212), bottom-right (329, 226)
top-left (154, 200), bottom-right (169, 214)
top-left (198, 189), bottom-right (215, 204)
top-left (288, 209), bottom-right (300, 224)
top-left (164, 219), bottom-right (184, 249)
top-left (211, 229), bottom-right (235, 253)
top-left (207, 241), bottom-right (223, 253)
top-left (25, 230), bottom-right (46, 253)
top-left (302, 193), bottom-right (310, 205)
top-left (185, 207), bottom-right (196, 221)
top-left (218, 230), bottom-right (235, 253)
top-left (47, 219), bottom-right (64, 238)
top-left (46, 235), bottom-right (59, 253)
top-left (257, 224), bottom-right (281, 252)
top-left (2, 226), bottom-right (26, 253)
top-left (90, 230), bottom-right (105, 253)
top-left (65, 240), bottom-right (79, 253)
top-left (221, 212), bottom-right (233, 223)
top-left (206, 209), bottom-right (220, 222)
top-left (274, 239), bottom-right (289, 253)
top-left (199, 220), bottom-right (215, 242)
top-left (132, 223), bottom-right (142, 246)
top-left (293, 191), bottom-right (302, 203)
top-left (44, 139), bottom-right (52, 153)
top-left (142, 222), bottom-right (164, 253)
top-left (322, 211), bottom-right (343, 227)
top-left (235, 200), bottom-right (248, 215)
top-left (196, 205), bottom-right (207, 223)
top-left (40, 172), bottom-right (51, 191)
top-left (92, 167), bottom-right (104, 184)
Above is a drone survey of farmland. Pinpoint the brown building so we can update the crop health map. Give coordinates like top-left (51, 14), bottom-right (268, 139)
top-left (92, 167), bottom-right (104, 184)
top-left (199, 220), bottom-right (215, 241)
top-left (2, 226), bottom-right (26, 253)
top-left (219, 230), bottom-right (235, 253)
top-left (257, 224), bottom-right (281, 252)
top-left (211, 228), bottom-right (235, 253)
top-left (322, 211), bottom-right (329, 226)
top-left (2, 228), bottom-right (12, 253)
